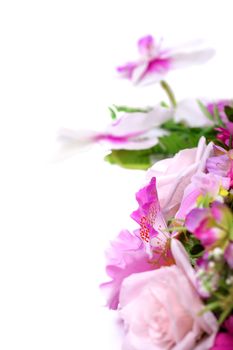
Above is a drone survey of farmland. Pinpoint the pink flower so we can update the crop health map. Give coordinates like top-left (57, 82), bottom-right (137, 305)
top-left (119, 238), bottom-right (217, 350)
top-left (130, 177), bottom-right (174, 265)
top-left (117, 35), bottom-right (215, 85)
top-left (131, 177), bottom-right (167, 244)
top-left (206, 146), bottom-right (233, 186)
top-left (58, 105), bottom-right (171, 157)
top-left (147, 137), bottom-right (213, 219)
top-left (176, 172), bottom-right (230, 220)
top-left (211, 317), bottom-right (233, 349)
top-left (216, 124), bottom-right (233, 148)
top-left (100, 230), bottom-right (154, 310)
top-left (225, 316), bottom-right (233, 334)
top-left (185, 202), bottom-right (233, 248)
top-left (211, 333), bottom-right (233, 350)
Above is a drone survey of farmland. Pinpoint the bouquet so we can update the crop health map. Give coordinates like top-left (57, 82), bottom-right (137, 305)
top-left (59, 36), bottom-right (233, 349)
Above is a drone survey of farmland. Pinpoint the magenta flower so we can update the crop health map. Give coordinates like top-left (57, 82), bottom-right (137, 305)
top-left (224, 243), bottom-right (233, 268)
top-left (207, 100), bottom-right (233, 147)
top-left (117, 35), bottom-right (215, 85)
top-left (211, 332), bottom-right (233, 350)
top-left (100, 230), bottom-right (154, 310)
top-left (130, 177), bottom-right (174, 266)
top-left (185, 202), bottom-right (233, 248)
top-left (216, 124), bottom-right (233, 148)
top-left (207, 100), bottom-right (233, 124)
top-left (131, 177), bottom-right (166, 243)
top-left (225, 316), bottom-right (233, 334)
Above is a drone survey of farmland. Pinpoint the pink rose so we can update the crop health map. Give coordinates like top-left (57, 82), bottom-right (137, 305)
top-left (146, 137), bottom-right (213, 219)
top-left (100, 230), bottom-right (154, 310)
top-left (119, 239), bottom-right (217, 350)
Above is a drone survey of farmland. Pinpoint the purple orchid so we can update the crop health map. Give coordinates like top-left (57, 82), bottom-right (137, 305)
top-left (130, 177), bottom-right (174, 265)
top-left (206, 146), bottom-right (233, 187)
top-left (185, 202), bottom-right (233, 249)
top-left (100, 229), bottom-right (154, 310)
top-left (117, 35), bottom-right (215, 85)
top-left (176, 172), bottom-right (230, 220)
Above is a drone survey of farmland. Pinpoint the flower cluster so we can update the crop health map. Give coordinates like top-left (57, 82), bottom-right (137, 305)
top-left (101, 134), bottom-right (233, 348)
top-left (99, 36), bottom-right (233, 350)
top-left (60, 35), bottom-right (233, 349)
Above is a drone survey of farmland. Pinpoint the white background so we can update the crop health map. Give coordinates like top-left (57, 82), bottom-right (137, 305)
top-left (0, 1), bottom-right (233, 349)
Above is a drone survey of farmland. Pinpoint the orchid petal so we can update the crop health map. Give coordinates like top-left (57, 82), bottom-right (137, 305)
top-left (107, 106), bottom-right (172, 136)
top-left (174, 99), bottom-right (213, 127)
top-left (171, 49), bottom-right (215, 69)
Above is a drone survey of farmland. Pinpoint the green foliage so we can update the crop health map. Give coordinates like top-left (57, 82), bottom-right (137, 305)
top-left (105, 122), bottom-right (217, 170)
top-left (105, 149), bottom-right (154, 170)
top-left (201, 267), bottom-right (233, 325)
top-left (108, 104), bottom-right (151, 121)
top-left (108, 107), bottom-right (117, 120)
top-left (197, 100), bottom-right (214, 121)
top-left (213, 105), bottom-right (224, 126)
top-left (224, 105), bottom-right (233, 122)
top-left (180, 233), bottom-right (204, 265)
top-left (160, 80), bottom-right (177, 107)
top-left (196, 193), bottom-right (213, 208)
top-left (113, 105), bottom-right (151, 113)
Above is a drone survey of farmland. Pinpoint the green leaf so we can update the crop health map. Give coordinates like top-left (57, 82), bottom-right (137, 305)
top-left (180, 233), bottom-right (204, 265)
top-left (197, 100), bottom-right (214, 122)
top-left (104, 125), bottom-right (217, 170)
top-left (224, 105), bottom-right (233, 122)
top-left (160, 80), bottom-right (177, 107)
top-left (213, 104), bottom-right (224, 126)
top-left (196, 193), bottom-right (213, 208)
top-left (108, 107), bottom-right (117, 120)
top-left (104, 150), bottom-right (152, 170)
top-left (113, 105), bottom-right (151, 113)
top-left (160, 101), bottom-right (169, 108)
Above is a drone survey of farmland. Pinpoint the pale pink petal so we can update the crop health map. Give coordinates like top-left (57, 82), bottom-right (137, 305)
top-left (174, 99), bottom-right (213, 127)
top-left (137, 35), bottom-right (155, 56)
top-left (171, 49), bottom-right (215, 69)
top-left (104, 128), bottom-right (167, 150)
top-left (106, 106), bottom-right (172, 136)
top-left (131, 62), bottom-right (150, 84)
top-left (171, 239), bottom-right (197, 287)
top-left (171, 239), bottom-right (218, 337)
top-left (146, 137), bottom-right (212, 218)
top-left (56, 128), bottom-right (99, 160)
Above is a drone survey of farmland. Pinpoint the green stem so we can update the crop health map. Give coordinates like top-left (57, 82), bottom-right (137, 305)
top-left (199, 301), bottom-right (220, 315)
top-left (160, 80), bottom-right (177, 108)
